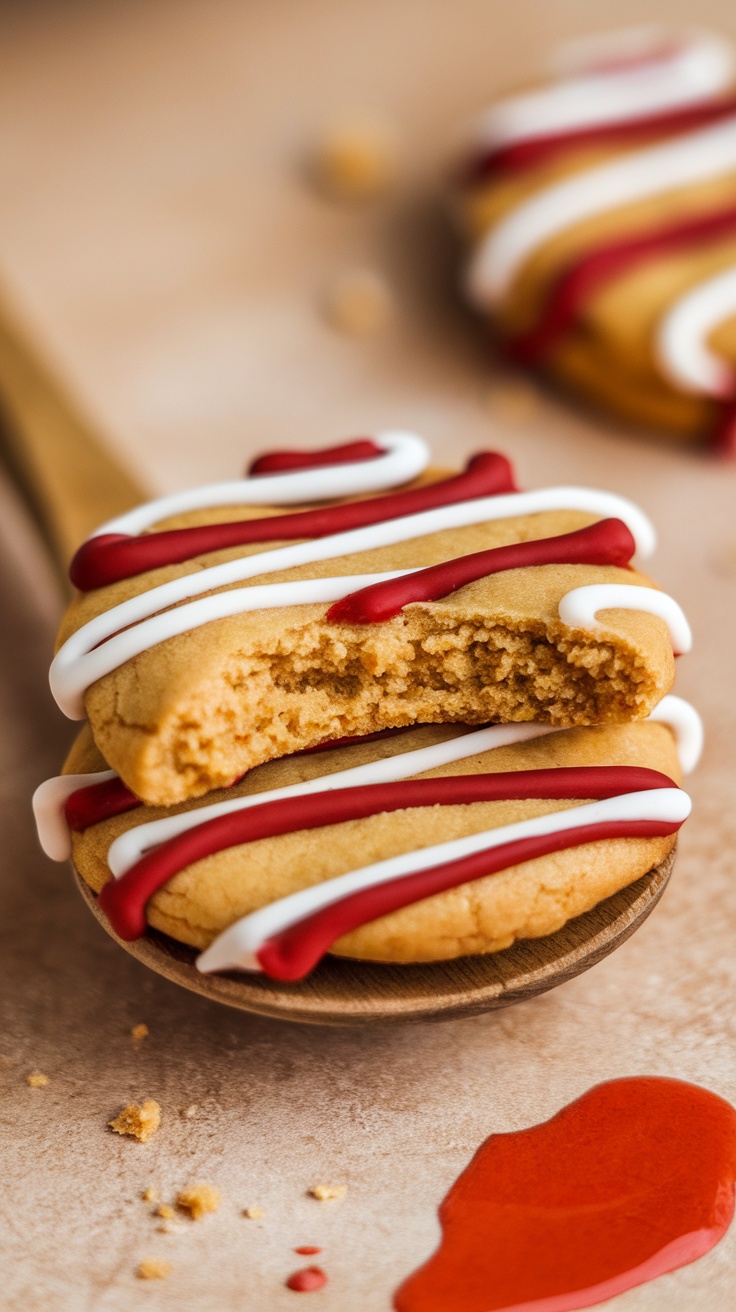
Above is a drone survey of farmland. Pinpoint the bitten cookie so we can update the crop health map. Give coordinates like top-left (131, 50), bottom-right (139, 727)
top-left (457, 27), bottom-right (736, 452)
top-left (49, 433), bottom-right (688, 806)
top-left (34, 696), bottom-right (700, 979)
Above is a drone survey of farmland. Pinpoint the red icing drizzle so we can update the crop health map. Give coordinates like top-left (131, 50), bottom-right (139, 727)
top-left (69, 451), bottom-right (517, 590)
top-left (579, 40), bottom-right (683, 77)
top-left (97, 766), bottom-right (679, 961)
top-left (462, 94), bottom-right (736, 183)
top-left (711, 403), bottom-right (736, 458)
top-left (299, 727), bottom-right (417, 755)
top-left (326, 518), bottom-right (634, 624)
top-left (294, 1247), bottom-right (323, 1256)
top-left (257, 814), bottom-right (680, 981)
top-left (394, 1077), bottom-right (736, 1312)
top-left (250, 438), bottom-right (382, 473)
top-left (64, 776), bottom-right (141, 831)
top-left (506, 202), bottom-right (736, 368)
top-left (286, 1266), bottom-right (328, 1292)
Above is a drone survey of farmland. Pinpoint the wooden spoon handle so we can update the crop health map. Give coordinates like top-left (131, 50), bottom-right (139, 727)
top-left (0, 291), bottom-right (144, 578)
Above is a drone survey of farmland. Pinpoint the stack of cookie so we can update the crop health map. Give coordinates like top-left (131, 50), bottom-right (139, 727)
top-left (34, 432), bottom-right (699, 981)
top-left (458, 26), bottom-right (736, 452)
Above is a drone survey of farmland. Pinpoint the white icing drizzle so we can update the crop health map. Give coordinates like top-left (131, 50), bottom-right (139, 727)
top-left (196, 787), bottom-right (691, 975)
top-left (50, 483), bottom-right (656, 719)
top-left (91, 430), bottom-right (430, 538)
top-left (471, 28), bottom-right (733, 155)
top-left (558, 584), bottom-right (692, 654)
top-left (466, 114), bottom-right (736, 308)
top-left (656, 265), bottom-right (736, 394)
top-left (33, 695), bottom-right (702, 867)
top-left (647, 694), bottom-right (703, 773)
top-left (32, 770), bottom-right (117, 861)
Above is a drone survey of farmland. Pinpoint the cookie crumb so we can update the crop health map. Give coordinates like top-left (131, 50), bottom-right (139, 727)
top-left (323, 269), bottom-right (392, 337)
top-left (286, 1266), bottom-right (328, 1292)
top-left (243, 1206), bottom-right (263, 1220)
top-left (184, 1104), bottom-right (198, 1119)
top-left (313, 119), bottom-right (396, 201)
top-left (176, 1182), bottom-right (221, 1220)
top-left (137, 1258), bottom-right (171, 1280)
top-left (156, 1203), bottom-right (175, 1220)
top-left (108, 1099), bottom-right (161, 1143)
top-left (142, 1185), bottom-right (160, 1203)
top-left (27, 1073), bottom-right (49, 1088)
top-left (158, 1221), bottom-right (186, 1235)
top-left (309, 1183), bottom-right (346, 1201)
top-left (131, 1023), bottom-right (149, 1041)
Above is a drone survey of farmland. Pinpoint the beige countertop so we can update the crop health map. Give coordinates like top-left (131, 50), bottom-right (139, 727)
top-left (2, 0), bottom-right (736, 1307)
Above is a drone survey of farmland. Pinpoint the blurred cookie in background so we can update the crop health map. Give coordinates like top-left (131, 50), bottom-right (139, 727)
top-left (456, 26), bottom-right (736, 455)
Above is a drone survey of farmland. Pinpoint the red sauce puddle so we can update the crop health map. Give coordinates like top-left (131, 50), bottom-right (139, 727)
top-left (394, 1078), bottom-right (736, 1312)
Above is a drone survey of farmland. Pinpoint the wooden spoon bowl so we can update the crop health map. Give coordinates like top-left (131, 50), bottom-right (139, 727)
top-left (73, 851), bottom-right (674, 1025)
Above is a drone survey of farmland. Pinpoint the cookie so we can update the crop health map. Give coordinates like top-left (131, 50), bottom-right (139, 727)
top-left (33, 695), bottom-right (700, 978)
top-left (49, 433), bottom-right (688, 806)
top-left (458, 27), bottom-right (736, 451)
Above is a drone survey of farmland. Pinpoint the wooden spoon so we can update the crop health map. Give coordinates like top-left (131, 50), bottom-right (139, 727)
top-left (0, 291), bottom-right (675, 1025)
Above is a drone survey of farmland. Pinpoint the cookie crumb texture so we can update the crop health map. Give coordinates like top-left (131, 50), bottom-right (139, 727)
top-left (27, 1072), bottom-right (49, 1088)
top-left (177, 1182), bottom-right (221, 1220)
top-left (243, 1205), bottom-right (263, 1219)
top-left (310, 1183), bottom-right (346, 1201)
top-left (137, 1258), bottom-right (171, 1280)
top-left (108, 1099), bottom-right (161, 1143)
top-left (68, 526), bottom-right (673, 807)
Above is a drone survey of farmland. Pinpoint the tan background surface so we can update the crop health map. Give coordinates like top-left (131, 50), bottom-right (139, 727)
top-left (1, 0), bottom-right (736, 1307)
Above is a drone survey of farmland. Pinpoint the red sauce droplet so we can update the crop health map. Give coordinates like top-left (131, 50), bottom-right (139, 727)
top-left (286, 1266), bottom-right (328, 1292)
top-left (295, 1246), bottom-right (322, 1256)
top-left (394, 1078), bottom-right (736, 1312)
